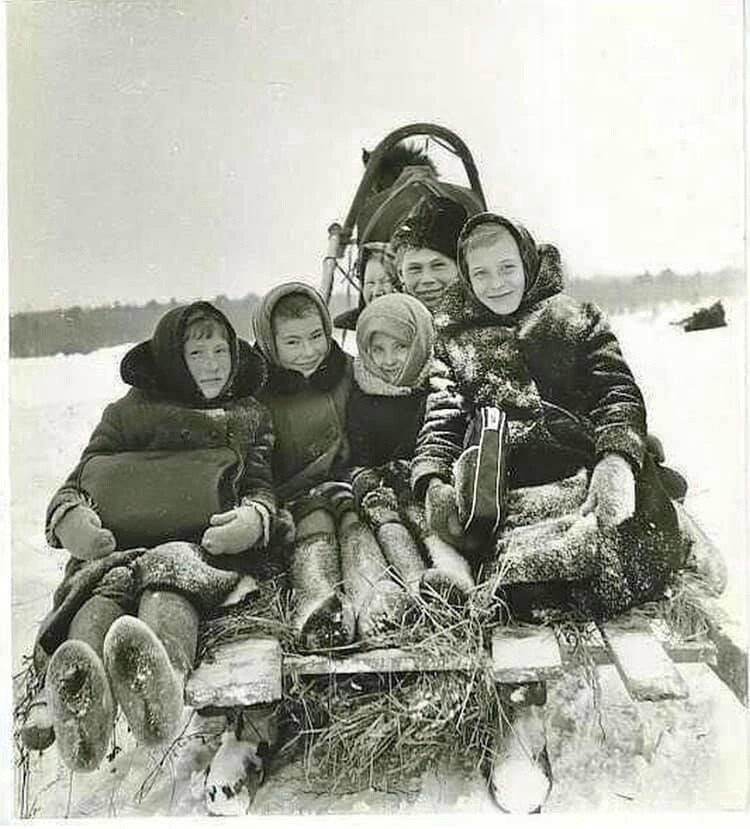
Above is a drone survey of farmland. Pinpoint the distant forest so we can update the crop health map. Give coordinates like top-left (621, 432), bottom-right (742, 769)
top-left (9, 268), bottom-right (744, 358)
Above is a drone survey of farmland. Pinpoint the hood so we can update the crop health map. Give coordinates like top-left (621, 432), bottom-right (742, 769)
top-left (120, 301), bottom-right (266, 404)
top-left (356, 293), bottom-right (435, 388)
top-left (449, 212), bottom-right (563, 324)
top-left (252, 281), bottom-right (332, 367)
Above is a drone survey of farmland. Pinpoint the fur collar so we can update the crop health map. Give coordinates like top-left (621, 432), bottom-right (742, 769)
top-left (262, 339), bottom-right (350, 396)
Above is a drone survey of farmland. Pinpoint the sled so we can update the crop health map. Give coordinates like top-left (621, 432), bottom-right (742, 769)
top-left (319, 122), bottom-right (487, 306)
top-left (183, 500), bottom-right (746, 710)
top-left (17, 125), bottom-right (747, 816)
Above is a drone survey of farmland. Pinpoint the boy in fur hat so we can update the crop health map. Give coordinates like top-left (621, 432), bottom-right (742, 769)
top-left (40, 302), bottom-right (276, 773)
top-left (390, 194), bottom-right (469, 313)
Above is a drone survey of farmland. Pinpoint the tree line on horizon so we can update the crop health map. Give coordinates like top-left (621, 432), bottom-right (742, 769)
top-left (9, 268), bottom-right (743, 359)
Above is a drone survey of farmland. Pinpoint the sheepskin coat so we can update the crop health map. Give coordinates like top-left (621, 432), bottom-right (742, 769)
top-left (412, 214), bottom-right (648, 494)
top-left (411, 214), bottom-right (683, 618)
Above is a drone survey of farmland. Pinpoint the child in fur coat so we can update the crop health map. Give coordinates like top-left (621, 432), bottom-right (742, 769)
top-left (412, 213), bottom-right (685, 619)
top-left (40, 302), bottom-right (276, 774)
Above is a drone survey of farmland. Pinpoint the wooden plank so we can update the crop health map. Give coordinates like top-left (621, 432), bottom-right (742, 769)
top-left (492, 627), bottom-right (562, 684)
top-left (690, 594), bottom-right (747, 706)
top-left (285, 647), bottom-right (477, 676)
top-left (647, 619), bottom-right (717, 665)
top-left (186, 637), bottom-right (283, 708)
top-left (555, 619), bottom-right (716, 668)
top-left (674, 503), bottom-right (728, 594)
top-left (599, 618), bottom-right (689, 701)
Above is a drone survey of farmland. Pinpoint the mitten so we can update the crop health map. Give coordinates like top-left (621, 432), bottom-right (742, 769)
top-left (202, 505), bottom-right (264, 556)
top-left (54, 505), bottom-right (116, 560)
top-left (425, 478), bottom-right (464, 549)
top-left (580, 453), bottom-right (636, 530)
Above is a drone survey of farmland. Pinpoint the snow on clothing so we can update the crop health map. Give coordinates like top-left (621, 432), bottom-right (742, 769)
top-left (412, 213), bottom-right (682, 618)
top-left (253, 282), bottom-right (353, 503)
top-left (40, 302), bottom-right (274, 659)
top-left (46, 302), bottom-right (276, 546)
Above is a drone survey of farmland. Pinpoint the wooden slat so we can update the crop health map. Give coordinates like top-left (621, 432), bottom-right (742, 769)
top-left (556, 619), bottom-right (717, 667)
top-left (599, 618), bottom-right (689, 701)
top-left (674, 503), bottom-right (728, 594)
top-left (492, 627), bottom-right (562, 684)
top-left (285, 648), bottom-right (476, 676)
top-left (186, 637), bottom-right (283, 708)
top-left (690, 594), bottom-right (747, 706)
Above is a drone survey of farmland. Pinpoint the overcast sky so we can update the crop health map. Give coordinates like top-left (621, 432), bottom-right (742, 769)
top-left (7, 0), bottom-right (744, 313)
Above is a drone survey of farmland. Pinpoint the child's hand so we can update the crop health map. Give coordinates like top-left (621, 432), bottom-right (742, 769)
top-left (202, 505), bottom-right (264, 556)
top-left (55, 505), bottom-right (116, 560)
top-left (581, 453), bottom-right (636, 530)
top-left (425, 478), bottom-right (464, 548)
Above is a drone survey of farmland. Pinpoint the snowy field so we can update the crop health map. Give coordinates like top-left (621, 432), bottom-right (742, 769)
top-left (9, 297), bottom-right (748, 816)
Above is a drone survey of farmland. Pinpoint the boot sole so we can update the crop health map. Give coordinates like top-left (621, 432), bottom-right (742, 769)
top-left (103, 616), bottom-right (184, 745)
top-left (46, 640), bottom-right (114, 772)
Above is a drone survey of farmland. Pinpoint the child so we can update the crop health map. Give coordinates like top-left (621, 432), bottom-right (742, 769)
top-left (390, 194), bottom-right (468, 313)
top-left (254, 284), bottom-right (422, 642)
top-left (40, 302), bottom-right (275, 772)
top-left (333, 242), bottom-right (400, 330)
top-left (348, 293), bottom-right (475, 599)
top-left (253, 283), bottom-right (359, 647)
top-left (412, 213), bottom-right (683, 616)
top-left (411, 213), bottom-right (684, 812)
top-left (348, 292), bottom-right (435, 476)
top-left (253, 282), bottom-right (352, 502)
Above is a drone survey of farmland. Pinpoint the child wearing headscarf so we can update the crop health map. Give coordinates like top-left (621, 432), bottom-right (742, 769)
top-left (37, 302), bottom-right (275, 776)
top-left (413, 213), bottom-right (684, 617)
top-left (252, 282), bottom-right (417, 647)
top-left (333, 242), bottom-right (400, 331)
top-left (411, 214), bottom-right (686, 813)
top-left (349, 294), bottom-right (475, 598)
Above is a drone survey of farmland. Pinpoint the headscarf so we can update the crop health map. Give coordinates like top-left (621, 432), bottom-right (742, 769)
top-left (356, 293), bottom-right (435, 390)
top-left (119, 301), bottom-right (249, 406)
top-left (252, 281), bottom-right (332, 367)
top-left (455, 212), bottom-right (563, 318)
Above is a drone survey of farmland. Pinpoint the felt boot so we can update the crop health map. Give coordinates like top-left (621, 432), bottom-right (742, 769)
top-left (27, 594), bottom-right (125, 754)
top-left (138, 589), bottom-right (199, 676)
top-left (360, 487), bottom-right (426, 595)
top-left (20, 688), bottom-right (56, 752)
top-left (46, 640), bottom-right (115, 771)
top-left (335, 494), bottom-right (413, 640)
top-left (103, 614), bottom-right (184, 745)
top-left (402, 502), bottom-right (475, 603)
top-left (289, 500), bottom-right (355, 651)
top-left (490, 696), bottom-right (552, 814)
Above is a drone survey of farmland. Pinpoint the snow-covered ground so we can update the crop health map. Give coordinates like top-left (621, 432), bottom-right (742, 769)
top-left (9, 298), bottom-right (748, 816)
